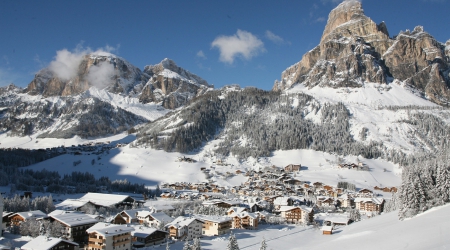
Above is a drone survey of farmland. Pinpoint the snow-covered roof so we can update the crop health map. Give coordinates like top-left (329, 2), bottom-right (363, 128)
top-left (321, 226), bottom-right (333, 232)
top-left (274, 197), bottom-right (291, 206)
top-left (119, 208), bottom-right (151, 220)
top-left (149, 204), bottom-right (175, 211)
top-left (166, 216), bottom-right (201, 228)
top-left (10, 210), bottom-right (47, 220)
top-left (21, 236), bottom-right (78, 250)
top-left (137, 211), bottom-right (173, 223)
top-left (78, 192), bottom-right (138, 207)
top-left (55, 199), bottom-right (89, 210)
top-left (229, 211), bottom-right (258, 219)
top-left (87, 222), bottom-right (134, 236)
top-left (322, 215), bottom-right (350, 225)
top-left (50, 212), bottom-right (98, 227)
top-left (227, 207), bottom-right (247, 214)
top-left (194, 215), bottom-right (232, 223)
top-left (130, 226), bottom-right (167, 238)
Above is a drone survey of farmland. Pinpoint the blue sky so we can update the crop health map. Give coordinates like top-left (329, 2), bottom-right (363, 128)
top-left (1, 0), bottom-right (449, 90)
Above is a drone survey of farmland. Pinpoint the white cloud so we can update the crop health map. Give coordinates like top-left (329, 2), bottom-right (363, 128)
top-left (314, 17), bottom-right (326, 23)
top-left (87, 61), bottom-right (115, 89)
top-left (197, 50), bottom-right (207, 59)
top-left (265, 30), bottom-right (285, 44)
top-left (211, 29), bottom-right (265, 64)
top-left (48, 43), bottom-right (119, 81)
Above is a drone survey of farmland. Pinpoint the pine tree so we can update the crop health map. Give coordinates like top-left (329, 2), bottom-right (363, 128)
top-left (227, 232), bottom-right (240, 250)
top-left (191, 237), bottom-right (202, 250)
top-left (166, 241), bottom-right (170, 250)
top-left (182, 240), bottom-right (191, 250)
top-left (259, 237), bottom-right (267, 250)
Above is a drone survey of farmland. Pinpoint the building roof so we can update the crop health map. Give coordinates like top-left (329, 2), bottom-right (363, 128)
top-left (321, 226), bottom-right (333, 232)
top-left (194, 215), bottom-right (232, 223)
top-left (227, 207), bottom-right (247, 214)
top-left (21, 236), bottom-right (78, 250)
top-left (50, 212), bottom-right (98, 227)
top-left (130, 226), bottom-right (167, 238)
top-left (87, 222), bottom-right (134, 236)
top-left (119, 208), bottom-right (151, 220)
top-left (137, 211), bottom-right (173, 224)
top-left (55, 199), bottom-right (89, 210)
top-left (229, 211), bottom-right (258, 219)
top-left (166, 216), bottom-right (201, 229)
top-left (274, 197), bottom-right (291, 206)
top-left (78, 192), bottom-right (139, 207)
top-left (10, 210), bottom-right (47, 220)
top-left (149, 204), bottom-right (175, 212)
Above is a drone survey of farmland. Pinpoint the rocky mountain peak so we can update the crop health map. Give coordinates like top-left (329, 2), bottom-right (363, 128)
top-left (25, 53), bottom-right (147, 97)
top-left (139, 58), bottom-right (212, 109)
top-left (273, 1), bottom-right (450, 105)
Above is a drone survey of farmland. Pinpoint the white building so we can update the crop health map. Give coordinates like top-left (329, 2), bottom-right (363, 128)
top-left (166, 216), bottom-right (203, 240)
top-left (86, 223), bottom-right (133, 250)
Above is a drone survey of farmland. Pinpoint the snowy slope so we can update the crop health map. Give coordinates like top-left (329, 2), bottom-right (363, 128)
top-left (287, 81), bottom-right (449, 154)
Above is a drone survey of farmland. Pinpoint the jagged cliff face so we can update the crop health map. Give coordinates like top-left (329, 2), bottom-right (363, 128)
top-left (274, 0), bottom-right (450, 105)
top-left (26, 53), bottom-right (147, 97)
top-left (139, 58), bottom-right (212, 109)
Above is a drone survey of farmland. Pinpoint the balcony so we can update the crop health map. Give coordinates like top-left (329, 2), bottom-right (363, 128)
top-left (113, 235), bottom-right (130, 241)
top-left (113, 239), bottom-right (131, 247)
top-left (89, 238), bottom-right (105, 244)
top-left (88, 244), bottom-right (105, 249)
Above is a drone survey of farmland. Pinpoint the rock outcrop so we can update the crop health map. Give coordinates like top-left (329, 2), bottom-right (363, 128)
top-left (26, 53), bottom-right (147, 97)
top-left (274, 0), bottom-right (450, 105)
top-left (139, 58), bottom-right (212, 109)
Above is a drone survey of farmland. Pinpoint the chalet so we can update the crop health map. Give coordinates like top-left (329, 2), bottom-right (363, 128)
top-left (9, 210), bottom-right (47, 226)
top-left (229, 211), bottom-right (258, 229)
top-left (48, 212), bottom-right (98, 245)
top-left (358, 188), bottom-right (374, 195)
top-left (354, 197), bottom-right (385, 214)
top-left (284, 164), bottom-right (301, 172)
top-left (55, 193), bottom-right (143, 210)
top-left (202, 199), bottom-right (241, 208)
top-left (160, 192), bottom-right (174, 199)
top-left (195, 215), bottom-right (232, 236)
top-left (313, 182), bottom-right (323, 189)
top-left (2, 211), bottom-right (13, 228)
top-left (323, 185), bottom-right (333, 191)
top-left (322, 215), bottom-right (351, 226)
top-left (136, 211), bottom-right (173, 227)
top-left (226, 207), bottom-right (248, 216)
top-left (166, 217), bottom-right (203, 241)
top-left (86, 223), bottom-right (133, 250)
top-left (21, 236), bottom-right (79, 250)
top-left (273, 197), bottom-right (293, 210)
top-left (337, 194), bottom-right (354, 208)
top-left (254, 211), bottom-right (273, 222)
top-left (131, 227), bottom-right (168, 248)
top-left (112, 208), bottom-right (151, 225)
top-left (279, 206), bottom-right (314, 224)
top-left (148, 204), bottom-right (175, 213)
top-left (316, 197), bottom-right (335, 207)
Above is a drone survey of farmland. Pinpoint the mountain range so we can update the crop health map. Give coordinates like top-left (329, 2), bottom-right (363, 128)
top-left (1, 0), bottom-right (449, 164)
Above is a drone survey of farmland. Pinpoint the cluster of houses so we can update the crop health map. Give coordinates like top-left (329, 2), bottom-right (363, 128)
top-left (0, 162), bottom-right (398, 248)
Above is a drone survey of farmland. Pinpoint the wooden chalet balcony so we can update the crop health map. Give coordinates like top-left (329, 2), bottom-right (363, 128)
top-left (89, 238), bottom-right (105, 244)
top-left (114, 235), bottom-right (130, 241)
top-left (88, 243), bottom-right (105, 249)
top-left (113, 239), bottom-right (131, 247)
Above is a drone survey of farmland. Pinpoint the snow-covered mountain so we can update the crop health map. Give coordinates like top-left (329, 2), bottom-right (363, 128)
top-left (273, 0), bottom-right (450, 106)
top-left (0, 56), bottom-right (211, 138)
top-left (139, 58), bottom-right (213, 109)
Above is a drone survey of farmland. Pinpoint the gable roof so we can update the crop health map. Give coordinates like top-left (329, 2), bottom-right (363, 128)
top-left (137, 211), bottom-right (173, 224)
top-left (50, 212), bottom-right (98, 227)
top-left (78, 193), bottom-right (138, 207)
top-left (354, 197), bottom-right (384, 204)
top-left (166, 216), bottom-right (202, 228)
top-left (130, 226), bottom-right (167, 238)
top-left (10, 210), bottom-right (47, 220)
top-left (21, 236), bottom-right (78, 250)
top-left (87, 222), bottom-right (134, 236)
